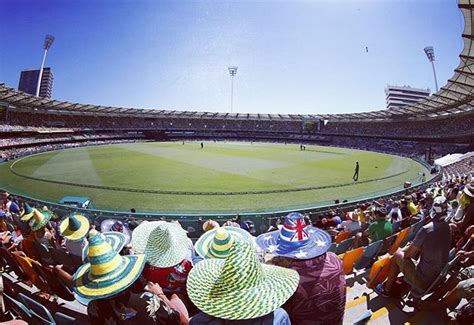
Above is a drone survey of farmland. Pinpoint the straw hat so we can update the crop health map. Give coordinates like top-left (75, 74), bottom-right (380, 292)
top-left (29, 208), bottom-right (52, 231)
top-left (131, 221), bottom-right (190, 268)
top-left (194, 226), bottom-right (253, 259)
top-left (60, 214), bottom-right (90, 241)
top-left (73, 230), bottom-right (145, 304)
top-left (187, 241), bottom-right (299, 320)
top-left (256, 212), bottom-right (331, 260)
top-left (202, 219), bottom-right (220, 232)
top-left (20, 203), bottom-right (34, 221)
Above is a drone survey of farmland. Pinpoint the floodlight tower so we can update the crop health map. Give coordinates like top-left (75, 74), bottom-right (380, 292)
top-left (424, 46), bottom-right (439, 93)
top-left (228, 66), bottom-right (238, 113)
top-left (35, 35), bottom-right (55, 97)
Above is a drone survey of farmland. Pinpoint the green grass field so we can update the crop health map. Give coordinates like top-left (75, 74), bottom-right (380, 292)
top-left (0, 141), bottom-right (429, 213)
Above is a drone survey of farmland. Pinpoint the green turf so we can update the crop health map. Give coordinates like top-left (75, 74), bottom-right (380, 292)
top-left (0, 141), bottom-right (429, 213)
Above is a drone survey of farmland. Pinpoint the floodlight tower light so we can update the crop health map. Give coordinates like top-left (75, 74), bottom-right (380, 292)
top-left (35, 35), bottom-right (55, 97)
top-left (228, 66), bottom-right (238, 113)
top-left (424, 46), bottom-right (439, 93)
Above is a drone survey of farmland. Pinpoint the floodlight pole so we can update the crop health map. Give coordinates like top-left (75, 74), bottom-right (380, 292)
top-left (424, 46), bottom-right (438, 93)
top-left (36, 35), bottom-right (55, 97)
top-left (228, 66), bottom-right (238, 113)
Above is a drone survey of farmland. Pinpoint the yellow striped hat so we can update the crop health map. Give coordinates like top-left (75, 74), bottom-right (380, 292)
top-left (60, 214), bottom-right (90, 241)
top-left (73, 230), bottom-right (145, 304)
top-left (20, 203), bottom-right (34, 221)
top-left (29, 208), bottom-right (52, 232)
top-left (186, 241), bottom-right (300, 320)
top-left (194, 226), bottom-right (253, 259)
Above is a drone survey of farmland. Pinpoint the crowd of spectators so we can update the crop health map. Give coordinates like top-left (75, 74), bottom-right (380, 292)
top-left (0, 171), bottom-right (473, 323)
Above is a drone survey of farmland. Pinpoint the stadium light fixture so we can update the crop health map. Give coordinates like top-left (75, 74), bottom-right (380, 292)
top-left (228, 66), bottom-right (238, 113)
top-left (424, 46), bottom-right (439, 93)
top-left (35, 35), bottom-right (55, 97)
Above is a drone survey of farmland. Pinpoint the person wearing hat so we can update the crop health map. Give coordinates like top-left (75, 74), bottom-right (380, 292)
top-left (72, 230), bottom-right (188, 324)
top-left (353, 207), bottom-right (392, 248)
top-left (452, 182), bottom-right (474, 233)
top-left (256, 212), bottom-right (346, 325)
top-left (59, 214), bottom-right (90, 268)
top-left (27, 208), bottom-right (54, 248)
top-left (101, 219), bottom-right (132, 244)
top-left (202, 219), bottom-right (219, 232)
top-left (194, 226), bottom-right (253, 259)
top-left (188, 241), bottom-right (299, 324)
top-left (338, 211), bottom-right (361, 233)
top-left (131, 221), bottom-right (195, 294)
top-left (375, 196), bottom-right (452, 298)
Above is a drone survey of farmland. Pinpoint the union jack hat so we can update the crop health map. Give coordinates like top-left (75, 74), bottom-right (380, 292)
top-left (256, 212), bottom-right (331, 259)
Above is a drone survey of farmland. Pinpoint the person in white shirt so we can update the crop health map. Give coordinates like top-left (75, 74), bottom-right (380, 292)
top-left (387, 202), bottom-right (403, 223)
top-left (339, 212), bottom-right (361, 233)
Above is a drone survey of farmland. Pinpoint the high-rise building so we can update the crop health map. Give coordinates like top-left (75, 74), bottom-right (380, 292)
top-left (385, 85), bottom-right (430, 110)
top-left (18, 67), bottom-right (54, 98)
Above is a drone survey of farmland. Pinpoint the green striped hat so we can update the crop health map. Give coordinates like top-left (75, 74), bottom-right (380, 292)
top-left (73, 230), bottom-right (145, 304)
top-left (131, 221), bottom-right (190, 268)
top-left (29, 208), bottom-right (52, 232)
top-left (194, 226), bottom-right (253, 259)
top-left (187, 241), bottom-right (299, 320)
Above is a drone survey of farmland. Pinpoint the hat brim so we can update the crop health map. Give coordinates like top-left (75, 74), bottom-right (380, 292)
top-left (20, 210), bottom-right (34, 222)
top-left (101, 219), bottom-right (132, 244)
top-left (132, 221), bottom-right (190, 268)
top-left (195, 226), bottom-right (253, 259)
top-left (29, 211), bottom-right (52, 232)
top-left (464, 186), bottom-right (474, 198)
top-left (82, 232), bottom-right (127, 262)
top-left (256, 226), bottom-right (331, 259)
top-left (73, 254), bottom-right (145, 304)
top-left (187, 259), bottom-right (299, 320)
top-left (60, 215), bottom-right (90, 241)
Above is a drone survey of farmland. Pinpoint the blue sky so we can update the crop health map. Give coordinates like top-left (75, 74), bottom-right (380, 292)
top-left (0, 0), bottom-right (464, 114)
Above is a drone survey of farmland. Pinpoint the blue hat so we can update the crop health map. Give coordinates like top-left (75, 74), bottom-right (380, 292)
top-left (256, 212), bottom-right (331, 259)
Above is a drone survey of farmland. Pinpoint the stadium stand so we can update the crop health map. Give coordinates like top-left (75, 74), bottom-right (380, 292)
top-left (0, 0), bottom-right (473, 324)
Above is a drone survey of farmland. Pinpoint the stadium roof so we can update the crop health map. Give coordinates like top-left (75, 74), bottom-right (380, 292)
top-left (0, 0), bottom-right (473, 122)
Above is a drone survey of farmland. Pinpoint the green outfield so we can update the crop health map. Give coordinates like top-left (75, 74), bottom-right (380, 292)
top-left (0, 142), bottom-right (429, 213)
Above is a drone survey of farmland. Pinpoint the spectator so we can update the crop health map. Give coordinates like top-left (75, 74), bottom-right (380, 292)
top-left (194, 226), bottom-right (253, 259)
top-left (73, 230), bottom-right (188, 324)
top-left (354, 207), bottom-right (392, 248)
top-left (339, 211), bottom-right (362, 233)
top-left (375, 196), bottom-right (452, 297)
top-left (202, 219), bottom-right (219, 232)
top-left (131, 221), bottom-right (194, 293)
top-left (187, 241), bottom-right (299, 324)
top-left (257, 212), bottom-right (345, 324)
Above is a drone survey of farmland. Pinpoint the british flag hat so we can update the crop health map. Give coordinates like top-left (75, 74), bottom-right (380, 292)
top-left (256, 212), bottom-right (331, 259)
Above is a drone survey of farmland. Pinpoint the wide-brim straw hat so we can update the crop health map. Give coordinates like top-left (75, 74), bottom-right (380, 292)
top-left (187, 241), bottom-right (299, 320)
top-left (256, 212), bottom-right (331, 260)
top-left (20, 203), bottom-right (34, 221)
top-left (73, 230), bottom-right (145, 304)
top-left (100, 219), bottom-right (132, 244)
top-left (131, 221), bottom-right (189, 268)
top-left (195, 226), bottom-right (253, 259)
top-left (60, 214), bottom-right (90, 241)
top-left (29, 209), bottom-right (52, 232)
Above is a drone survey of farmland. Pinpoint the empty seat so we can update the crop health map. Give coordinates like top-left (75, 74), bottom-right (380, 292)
top-left (354, 240), bottom-right (383, 270)
top-left (341, 247), bottom-right (365, 274)
top-left (367, 255), bottom-right (392, 289)
top-left (388, 226), bottom-right (411, 255)
top-left (335, 230), bottom-right (351, 244)
top-left (19, 292), bottom-right (56, 324)
top-left (55, 312), bottom-right (77, 324)
top-left (335, 237), bottom-right (353, 255)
